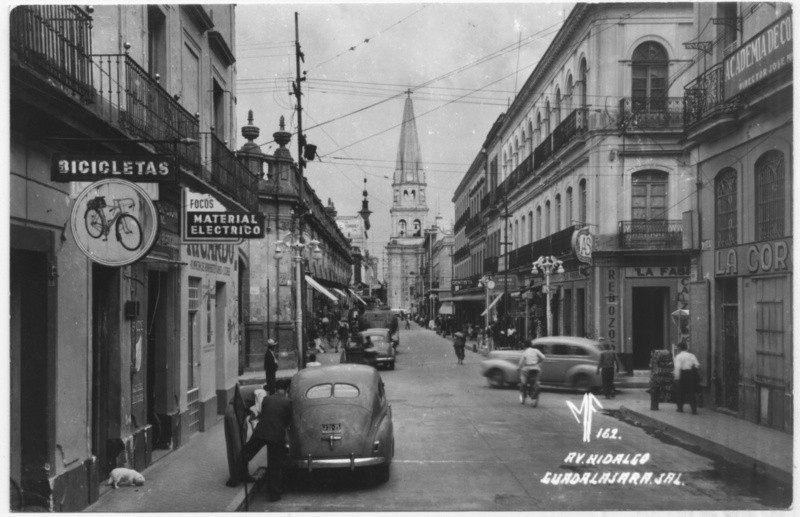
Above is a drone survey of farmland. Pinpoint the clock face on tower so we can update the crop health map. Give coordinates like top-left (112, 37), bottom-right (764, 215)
top-left (406, 173), bottom-right (413, 181)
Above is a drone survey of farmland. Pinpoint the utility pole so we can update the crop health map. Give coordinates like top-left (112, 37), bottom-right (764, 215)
top-left (292, 11), bottom-right (307, 370)
top-left (501, 191), bottom-right (511, 339)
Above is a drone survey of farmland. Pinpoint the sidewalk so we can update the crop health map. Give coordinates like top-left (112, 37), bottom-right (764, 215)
top-left (86, 336), bottom-right (791, 511)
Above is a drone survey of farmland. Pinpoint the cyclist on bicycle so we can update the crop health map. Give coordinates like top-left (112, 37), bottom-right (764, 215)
top-left (517, 339), bottom-right (546, 406)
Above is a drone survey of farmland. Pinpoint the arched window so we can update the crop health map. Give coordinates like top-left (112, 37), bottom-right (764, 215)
top-left (566, 74), bottom-right (574, 111)
top-left (535, 112), bottom-right (542, 146)
top-left (715, 168), bottom-right (737, 248)
top-left (513, 138), bottom-right (519, 169)
top-left (521, 130), bottom-right (527, 157)
top-left (403, 190), bottom-right (409, 200)
top-left (555, 194), bottom-right (562, 230)
top-left (579, 59), bottom-right (588, 109)
top-left (555, 88), bottom-right (562, 126)
top-left (579, 179), bottom-right (587, 223)
top-left (536, 206), bottom-right (542, 240)
top-left (521, 215), bottom-right (526, 245)
top-left (632, 170), bottom-right (668, 220)
top-left (755, 150), bottom-right (786, 240)
top-left (411, 190), bottom-right (416, 200)
top-left (413, 219), bottom-right (422, 237)
top-left (503, 151), bottom-right (509, 177)
top-left (528, 210), bottom-right (533, 243)
top-left (545, 200), bottom-right (551, 236)
top-left (632, 42), bottom-right (668, 111)
top-left (566, 187), bottom-right (574, 226)
top-left (544, 100), bottom-right (551, 136)
top-left (399, 219), bottom-right (407, 236)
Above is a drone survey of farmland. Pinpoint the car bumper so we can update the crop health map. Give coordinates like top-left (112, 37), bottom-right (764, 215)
top-left (286, 455), bottom-right (388, 471)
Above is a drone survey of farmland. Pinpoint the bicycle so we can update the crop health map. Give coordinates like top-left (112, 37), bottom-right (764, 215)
top-left (84, 196), bottom-right (143, 251)
top-left (520, 368), bottom-right (541, 407)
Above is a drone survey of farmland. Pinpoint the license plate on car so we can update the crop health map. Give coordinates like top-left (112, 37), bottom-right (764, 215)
top-left (321, 423), bottom-right (341, 434)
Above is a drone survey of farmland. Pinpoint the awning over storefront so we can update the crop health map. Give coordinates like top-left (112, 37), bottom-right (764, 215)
top-left (439, 294), bottom-right (484, 302)
top-left (332, 288), bottom-right (349, 299)
top-left (305, 275), bottom-right (338, 302)
top-left (481, 293), bottom-right (504, 316)
top-left (349, 288), bottom-right (367, 306)
top-left (438, 301), bottom-right (454, 315)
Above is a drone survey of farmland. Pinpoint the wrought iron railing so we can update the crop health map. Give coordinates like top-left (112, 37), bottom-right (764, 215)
top-left (481, 192), bottom-right (492, 212)
top-left (10, 5), bottom-right (95, 102)
top-left (92, 53), bottom-right (201, 172)
top-left (507, 226), bottom-right (576, 270)
top-left (618, 219), bottom-right (683, 249)
top-left (534, 133), bottom-right (553, 166)
top-left (465, 214), bottom-right (483, 234)
top-left (206, 133), bottom-right (259, 211)
top-left (453, 245), bottom-right (470, 262)
top-left (454, 211), bottom-right (470, 232)
top-left (684, 63), bottom-right (732, 128)
top-left (619, 97), bottom-right (684, 130)
top-left (552, 108), bottom-right (588, 154)
top-left (483, 256), bottom-right (498, 274)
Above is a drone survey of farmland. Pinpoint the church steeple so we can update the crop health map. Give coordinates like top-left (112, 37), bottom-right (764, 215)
top-left (393, 91), bottom-right (425, 185)
top-left (389, 93), bottom-right (429, 239)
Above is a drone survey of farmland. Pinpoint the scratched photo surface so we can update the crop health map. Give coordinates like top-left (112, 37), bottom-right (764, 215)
top-left (8, 1), bottom-right (794, 513)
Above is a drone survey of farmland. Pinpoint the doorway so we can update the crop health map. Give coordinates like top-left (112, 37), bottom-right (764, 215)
top-left (631, 286), bottom-right (669, 369)
top-left (92, 264), bottom-right (121, 481)
top-left (10, 248), bottom-right (53, 499)
top-left (147, 270), bottom-right (172, 457)
top-left (717, 278), bottom-right (739, 411)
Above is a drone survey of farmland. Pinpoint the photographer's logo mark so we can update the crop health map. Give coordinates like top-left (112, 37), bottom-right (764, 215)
top-left (566, 393), bottom-right (603, 442)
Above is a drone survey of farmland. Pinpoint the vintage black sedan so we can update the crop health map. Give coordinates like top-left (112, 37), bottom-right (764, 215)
top-left (340, 329), bottom-right (396, 370)
top-left (286, 364), bottom-right (394, 482)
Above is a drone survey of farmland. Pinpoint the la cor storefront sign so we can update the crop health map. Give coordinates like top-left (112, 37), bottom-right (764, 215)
top-left (724, 11), bottom-right (792, 100)
top-left (715, 238), bottom-right (792, 277)
top-left (52, 154), bottom-right (177, 183)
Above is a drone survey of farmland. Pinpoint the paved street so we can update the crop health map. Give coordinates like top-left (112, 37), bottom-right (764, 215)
top-left (247, 325), bottom-right (788, 512)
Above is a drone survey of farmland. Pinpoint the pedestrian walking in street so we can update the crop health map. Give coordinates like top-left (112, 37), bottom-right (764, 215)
top-left (263, 338), bottom-right (278, 395)
top-left (517, 339), bottom-right (546, 406)
top-left (404, 315), bottom-right (411, 330)
top-left (240, 388), bottom-right (293, 502)
top-left (337, 320), bottom-right (349, 352)
top-left (673, 341), bottom-right (700, 414)
top-left (453, 332), bottom-right (466, 365)
top-left (596, 341), bottom-right (619, 398)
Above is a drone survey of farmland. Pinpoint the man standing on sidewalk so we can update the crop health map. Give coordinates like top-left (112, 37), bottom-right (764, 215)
top-left (241, 389), bottom-right (293, 502)
top-left (673, 341), bottom-right (700, 414)
top-left (263, 339), bottom-right (278, 395)
top-left (596, 341), bottom-right (619, 399)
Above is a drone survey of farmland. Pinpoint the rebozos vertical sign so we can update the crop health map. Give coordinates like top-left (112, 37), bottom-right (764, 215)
top-left (71, 179), bottom-right (159, 266)
top-left (724, 11), bottom-right (793, 99)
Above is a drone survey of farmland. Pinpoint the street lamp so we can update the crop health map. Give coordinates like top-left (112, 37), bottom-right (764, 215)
top-left (531, 255), bottom-right (564, 337)
top-left (275, 231), bottom-right (323, 369)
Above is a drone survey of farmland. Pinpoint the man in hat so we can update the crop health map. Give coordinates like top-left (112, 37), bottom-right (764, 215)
top-left (264, 338), bottom-right (278, 395)
top-left (453, 332), bottom-right (466, 365)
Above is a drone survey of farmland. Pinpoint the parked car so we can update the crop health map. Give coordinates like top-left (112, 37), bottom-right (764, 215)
top-left (341, 329), bottom-right (397, 370)
top-left (286, 364), bottom-right (394, 482)
top-left (480, 337), bottom-right (607, 391)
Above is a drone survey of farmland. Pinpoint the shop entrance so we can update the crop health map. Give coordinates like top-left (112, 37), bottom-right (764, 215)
top-left (10, 246), bottom-right (52, 501)
top-left (92, 264), bottom-right (120, 481)
top-left (631, 286), bottom-right (669, 369)
top-left (717, 278), bottom-right (739, 412)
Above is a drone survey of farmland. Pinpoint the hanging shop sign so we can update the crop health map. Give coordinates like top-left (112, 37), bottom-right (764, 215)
top-left (182, 189), bottom-right (265, 243)
top-left (70, 179), bottom-right (159, 266)
top-left (724, 11), bottom-right (792, 100)
top-left (52, 154), bottom-right (177, 183)
top-left (571, 226), bottom-right (593, 264)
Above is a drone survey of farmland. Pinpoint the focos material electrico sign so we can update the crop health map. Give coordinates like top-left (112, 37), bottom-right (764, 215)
top-left (182, 189), bottom-right (265, 243)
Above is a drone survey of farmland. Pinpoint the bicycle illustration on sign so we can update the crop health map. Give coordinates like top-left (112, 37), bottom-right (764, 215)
top-left (83, 195), bottom-right (143, 251)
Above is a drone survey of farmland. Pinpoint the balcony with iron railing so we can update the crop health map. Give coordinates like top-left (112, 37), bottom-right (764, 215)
top-left (465, 214), bottom-right (484, 234)
top-left (10, 5), bottom-right (95, 103)
top-left (507, 225), bottom-right (576, 270)
top-left (483, 255), bottom-right (499, 274)
top-left (453, 245), bottom-right (470, 262)
top-left (533, 133), bottom-right (553, 167)
top-left (683, 63), bottom-right (735, 129)
top-left (618, 219), bottom-right (683, 250)
top-left (552, 108), bottom-right (588, 155)
top-left (619, 97), bottom-right (684, 130)
top-left (454, 211), bottom-right (470, 232)
top-left (206, 133), bottom-right (259, 211)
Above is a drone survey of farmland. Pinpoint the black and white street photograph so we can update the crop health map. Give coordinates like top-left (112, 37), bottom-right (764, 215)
top-left (7, 1), bottom-right (794, 513)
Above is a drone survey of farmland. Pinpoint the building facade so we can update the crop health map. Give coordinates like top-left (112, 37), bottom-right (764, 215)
top-left (10, 5), bottom-right (251, 510)
top-left (684, 3), bottom-right (792, 432)
top-left (238, 115), bottom-right (353, 372)
top-left (386, 94), bottom-right (430, 312)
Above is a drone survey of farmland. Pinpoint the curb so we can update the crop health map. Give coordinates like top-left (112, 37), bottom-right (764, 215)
top-left (618, 405), bottom-right (791, 486)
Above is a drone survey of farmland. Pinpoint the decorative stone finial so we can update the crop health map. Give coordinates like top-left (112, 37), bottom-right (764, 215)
top-left (241, 109), bottom-right (260, 144)
top-left (273, 115), bottom-right (292, 152)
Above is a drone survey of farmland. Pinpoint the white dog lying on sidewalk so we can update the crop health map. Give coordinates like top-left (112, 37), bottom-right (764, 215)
top-left (107, 468), bottom-right (145, 488)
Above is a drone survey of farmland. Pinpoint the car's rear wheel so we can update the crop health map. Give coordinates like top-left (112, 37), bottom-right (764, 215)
top-left (486, 369), bottom-right (505, 388)
top-left (573, 373), bottom-right (591, 392)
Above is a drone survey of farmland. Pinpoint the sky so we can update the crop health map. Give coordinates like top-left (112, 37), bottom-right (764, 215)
top-left (234, 2), bottom-right (573, 278)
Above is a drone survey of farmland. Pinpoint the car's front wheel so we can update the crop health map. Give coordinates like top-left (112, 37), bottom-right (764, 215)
top-left (486, 369), bottom-right (505, 388)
